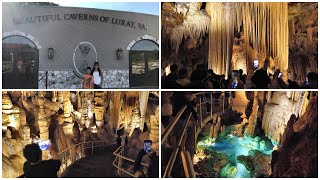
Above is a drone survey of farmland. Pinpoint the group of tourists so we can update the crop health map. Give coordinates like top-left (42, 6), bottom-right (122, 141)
top-left (82, 62), bottom-right (103, 89)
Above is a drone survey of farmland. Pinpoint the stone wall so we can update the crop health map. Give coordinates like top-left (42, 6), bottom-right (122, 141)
top-left (38, 69), bottom-right (129, 89)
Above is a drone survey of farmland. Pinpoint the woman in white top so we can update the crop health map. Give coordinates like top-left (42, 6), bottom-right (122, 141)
top-left (91, 62), bottom-right (103, 89)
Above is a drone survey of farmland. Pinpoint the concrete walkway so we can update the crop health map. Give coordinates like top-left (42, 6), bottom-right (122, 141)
top-left (61, 150), bottom-right (119, 177)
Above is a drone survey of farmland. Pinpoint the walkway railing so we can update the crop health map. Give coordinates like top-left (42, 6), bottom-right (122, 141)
top-left (57, 141), bottom-right (115, 176)
top-left (162, 91), bottom-right (230, 178)
top-left (112, 145), bottom-right (149, 177)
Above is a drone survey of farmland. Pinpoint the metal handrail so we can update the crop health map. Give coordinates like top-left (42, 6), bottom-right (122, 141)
top-left (161, 105), bottom-right (187, 145)
top-left (112, 145), bottom-right (149, 177)
top-left (162, 91), bottom-right (229, 178)
top-left (163, 113), bottom-right (192, 178)
top-left (57, 140), bottom-right (116, 176)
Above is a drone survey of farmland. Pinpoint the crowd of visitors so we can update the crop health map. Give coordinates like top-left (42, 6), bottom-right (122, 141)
top-left (162, 59), bottom-right (318, 89)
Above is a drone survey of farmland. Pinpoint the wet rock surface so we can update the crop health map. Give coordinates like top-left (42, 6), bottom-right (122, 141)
top-left (237, 150), bottom-right (271, 177)
top-left (271, 94), bottom-right (318, 177)
top-left (194, 149), bottom-right (229, 178)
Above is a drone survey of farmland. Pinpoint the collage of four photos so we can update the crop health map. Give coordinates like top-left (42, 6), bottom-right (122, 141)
top-left (1, 1), bottom-right (318, 178)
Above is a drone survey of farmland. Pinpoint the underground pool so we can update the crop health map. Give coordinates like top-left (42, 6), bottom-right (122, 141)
top-left (195, 128), bottom-right (276, 178)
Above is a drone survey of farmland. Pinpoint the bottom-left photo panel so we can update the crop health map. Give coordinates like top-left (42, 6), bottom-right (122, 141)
top-left (2, 91), bottom-right (159, 178)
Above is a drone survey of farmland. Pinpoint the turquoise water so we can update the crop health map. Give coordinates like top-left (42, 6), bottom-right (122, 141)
top-left (197, 132), bottom-right (275, 178)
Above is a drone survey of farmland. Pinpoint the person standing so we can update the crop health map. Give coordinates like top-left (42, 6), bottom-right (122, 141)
top-left (251, 58), bottom-right (271, 88)
top-left (82, 67), bottom-right (94, 89)
top-left (22, 143), bottom-right (61, 178)
top-left (91, 62), bottom-right (103, 89)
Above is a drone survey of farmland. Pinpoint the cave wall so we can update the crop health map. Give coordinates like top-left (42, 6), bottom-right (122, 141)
top-left (271, 93), bottom-right (317, 177)
top-left (262, 91), bottom-right (307, 143)
top-left (288, 3), bottom-right (318, 84)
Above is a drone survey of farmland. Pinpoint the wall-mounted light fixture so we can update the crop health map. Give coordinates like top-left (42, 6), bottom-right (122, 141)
top-left (48, 48), bottom-right (54, 59)
top-left (116, 48), bottom-right (123, 60)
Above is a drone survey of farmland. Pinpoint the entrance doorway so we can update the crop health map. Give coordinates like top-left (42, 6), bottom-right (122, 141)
top-left (129, 40), bottom-right (159, 88)
top-left (2, 35), bottom-right (39, 89)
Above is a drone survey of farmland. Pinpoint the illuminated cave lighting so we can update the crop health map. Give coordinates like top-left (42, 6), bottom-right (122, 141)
top-left (196, 130), bottom-right (275, 178)
top-left (165, 64), bottom-right (171, 76)
top-left (91, 125), bottom-right (98, 133)
top-left (235, 163), bottom-right (250, 178)
top-left (197, 137), bottom-right (216, 147)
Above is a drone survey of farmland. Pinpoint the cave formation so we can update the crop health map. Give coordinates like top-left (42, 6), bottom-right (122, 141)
top-left (2, 91), bottom-right (159, 178)
top-left (161, 2), bottom-right (318, 84)
top-left (194, 91), bottom-right (318, 178)
top-left (161, 91), bottom-right (317, 178)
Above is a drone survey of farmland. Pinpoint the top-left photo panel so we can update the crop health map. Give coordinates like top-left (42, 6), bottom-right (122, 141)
top-left (2, 2), bottom-right (159, 89)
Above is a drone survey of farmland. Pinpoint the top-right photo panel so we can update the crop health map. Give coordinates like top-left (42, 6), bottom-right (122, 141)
top-left (161, 2), bottom-right (318, 89)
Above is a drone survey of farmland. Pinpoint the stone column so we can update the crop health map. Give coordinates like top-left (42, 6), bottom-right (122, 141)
top-left (62, 92), bottom-right (74, 137)
top-left (37, 92), bottom-right (49, 160)
top-left (244, 91), bottom-right (259, 136)
top-left (113, 92), bottom-right (122, 131)
top-left (139, 91), bottom-right (149, 131)
top-left (94, 92), bottom-right (105, 127)
top-left (130, 107), bottom-right (141, 135)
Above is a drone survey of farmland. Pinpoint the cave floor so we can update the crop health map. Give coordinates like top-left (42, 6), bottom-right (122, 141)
top-left (61, 151), bottom-right (119, 178)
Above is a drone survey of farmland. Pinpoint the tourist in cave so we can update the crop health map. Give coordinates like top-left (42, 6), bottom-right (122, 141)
top-left (176, 68), bottom-right (190, 87)
top-left (251, 58), bottom-right (271, 88)
top-left (82, 67), bottom-right (94, 89)
top-left (207, 69), bottom-right (222, 89)
top-left (116, 134), bottom-right (122, 148)
top-left (163, 64), bottom-right (179, 88)
top-left (133, 140), bottom-right (158, 178)
top-left (301, 71), bottom-right (318, 89)
top-left (227, 70), bottom-right (245, 89)
top-left (220, 75), bottom-right (227, 88)
top-left (186, 64), bottom-right (208, 88)
top-left (22, 143), bottom-right (61, 178)
top-left (91, 62), bottom-right (103, 89)
top-left (270, 69), bottom-right (282, 89)
top-left (238, 69), bottom-right (246, 84)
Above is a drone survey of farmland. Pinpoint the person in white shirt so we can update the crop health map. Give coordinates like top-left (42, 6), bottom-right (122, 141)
top-left (91, 62), bottom-right (103, 89)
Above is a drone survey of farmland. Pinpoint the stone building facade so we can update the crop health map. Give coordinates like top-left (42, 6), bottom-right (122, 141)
top-left (2, 4), bottom-right (159, 89)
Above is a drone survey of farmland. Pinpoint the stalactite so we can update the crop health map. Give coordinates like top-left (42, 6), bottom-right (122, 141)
top-left (162, 2), bottom-right (210, 54)
top-left (206, 2), bottom-right (236, 76)
top-left (239, 3), bottom-right (289, 79)
top-left (205, 2), bottom-right (290, 77)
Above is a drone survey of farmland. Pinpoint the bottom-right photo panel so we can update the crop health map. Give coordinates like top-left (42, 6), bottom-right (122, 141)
top-left (161, 91), bottom-right (318, 178)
